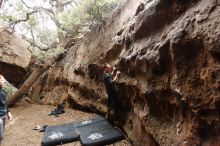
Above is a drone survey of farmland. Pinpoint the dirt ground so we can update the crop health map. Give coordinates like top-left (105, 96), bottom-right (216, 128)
top-left (2, 103), bottom-right (130, 146)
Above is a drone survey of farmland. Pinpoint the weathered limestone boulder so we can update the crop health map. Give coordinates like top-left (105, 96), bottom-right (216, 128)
top-left (31, 0), bottom-right (220, 145)
top-left (0, 29), bottom-right (31, 86)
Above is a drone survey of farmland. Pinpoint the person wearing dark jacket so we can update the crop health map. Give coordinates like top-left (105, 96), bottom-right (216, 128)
top-left (0, 75), bottom-right (12, 143)
top-left (103, 64), bottom-right (121, 122)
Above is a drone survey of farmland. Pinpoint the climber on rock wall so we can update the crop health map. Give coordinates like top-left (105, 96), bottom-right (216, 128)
top-left (103, 63), bottom-right (121, 123)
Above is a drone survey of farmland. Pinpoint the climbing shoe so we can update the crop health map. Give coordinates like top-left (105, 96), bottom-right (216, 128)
top-left (48, 105), bottom-right (65, 116)
top-left (39, 125), bottom-right (47, 132)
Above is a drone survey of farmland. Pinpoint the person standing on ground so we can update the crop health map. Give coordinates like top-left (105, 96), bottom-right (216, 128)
top-left (0, 75), bottom-right (12, 144)
top-left (103, 63), bottom-right (121, 122)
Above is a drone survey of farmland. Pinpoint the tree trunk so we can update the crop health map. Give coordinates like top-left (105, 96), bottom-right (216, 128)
top-left (8, 51), bottom-right (66, 107)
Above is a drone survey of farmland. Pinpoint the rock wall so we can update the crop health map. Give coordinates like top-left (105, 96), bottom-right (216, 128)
top-left (31, 0), bottom-right (220, 145)
top-left (0, 29), bottom-right (31, 86)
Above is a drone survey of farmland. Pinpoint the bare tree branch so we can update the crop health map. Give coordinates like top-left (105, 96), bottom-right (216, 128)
top-left (50, 0), bottom-right (77, 12)
top-left (50, 0), bottom-right (77, 7)
top-left (0, 0), bottom-right (3, 8)
top-left (19, 0), bottom-right (76, 30)
top-left (20, 0), bottom-right (30, 9)
top-left (30, 28), bottom-right (35, 45)
top-left (21, 0), bottom-right (55, 15)
top-left (20, 0), bottom-right (62, 28)
top-left (10, 11), bottom-right (36, 25)
top-left (9, 0), bottom-right (56, 33)
top-left (60, 0), bottom-right (77, 7)
top-left (49, 0), bottom-right (56, 7)
top-left (9, 0), bottom-right (77, 45)
top-left (10, 10), bottom-right (38, 33)
top-left (21, 34), bottom-right (51, 51)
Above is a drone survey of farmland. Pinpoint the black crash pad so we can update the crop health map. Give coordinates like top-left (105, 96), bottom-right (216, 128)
top-left (75, 115), bottom-right (106, 128)
top-left (80, 128), bottom-right (124, 146)
top-left (41, 116), bottom-right (105, 146)
top-left (41, 116), bottom-right (124, 146)
top-left (76, 120), bottom-right (113, 135)
top-left (41, 123), bottom-right (78, 146)
top-left (77, 117), bottom-right (124, 146)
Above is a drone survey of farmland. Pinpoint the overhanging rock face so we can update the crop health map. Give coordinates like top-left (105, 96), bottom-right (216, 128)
top-left (0, 29), bottom-right (31, 86)
top-left (30, 0), bottom-right (220, 145)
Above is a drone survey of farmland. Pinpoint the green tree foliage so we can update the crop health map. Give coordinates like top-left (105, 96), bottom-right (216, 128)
top-left (3, 81), bottom-right (17, 97)
top-left (59, 0), bottom-right (117, 37)
top-left (0, 0), bottom-right (118, 56)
